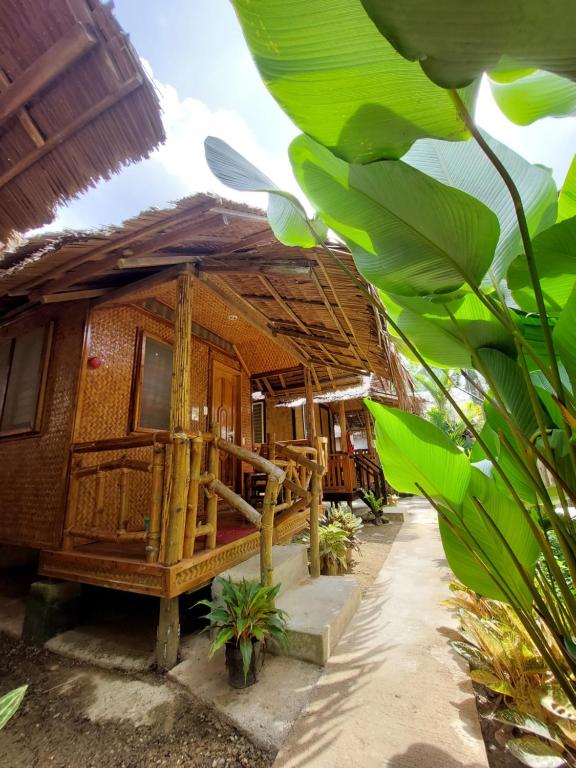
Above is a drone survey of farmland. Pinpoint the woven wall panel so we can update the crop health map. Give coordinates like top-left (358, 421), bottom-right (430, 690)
top-left (0, 304), bottom-right (86, 548)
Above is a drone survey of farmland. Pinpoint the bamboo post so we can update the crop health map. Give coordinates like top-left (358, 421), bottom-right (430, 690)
top-left (260, 477), bottom-right (280, 587)
top-left (309, 470), bottom-right (322, 578)
top-left (338, 400), bottom-right (348, 452)
top-left (170, 270), bottom-right (194, 433)
top-left (206, 423), bottom-right (219, 549)
top-left (146, 443), bottom-right (165, 563)
top-left (304, 367), bottom-right (317, 443)
top-left (183, 434), bottom-right (203, 558)
top-left (164, 269), bottom-right (194, 565)
top-left (162, 433), bottom-right (190, 565)
top-left (156, 596), bottom-right (180, 672)
top-left (63, 457), bottom-right (82, 550)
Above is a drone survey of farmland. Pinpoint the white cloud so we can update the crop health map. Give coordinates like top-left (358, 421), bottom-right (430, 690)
top-left (44, 61), bottom-right (300, 232)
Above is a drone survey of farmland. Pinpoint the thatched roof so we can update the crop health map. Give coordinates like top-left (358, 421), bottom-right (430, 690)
top-left (0, 194), bottom-right (406, 392)
top-left (0, 0), bottom-right (165, 242)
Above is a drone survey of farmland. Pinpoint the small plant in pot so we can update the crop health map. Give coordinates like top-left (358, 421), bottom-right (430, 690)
top-left (316, 523), bottom-right (350, 575)
top-left (197, 578), bottom-right (288, 689)
top-left (359, 488), bottom-right (389, 525)
top-left (324, 502), bottom-right (363, 564)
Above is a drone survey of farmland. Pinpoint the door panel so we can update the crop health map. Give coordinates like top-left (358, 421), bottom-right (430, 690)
top-left (211, 360), bottom-right (240, 488)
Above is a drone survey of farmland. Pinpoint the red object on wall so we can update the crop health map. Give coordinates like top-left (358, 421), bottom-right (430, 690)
top-left (87, 356), bottom-right (102, 369)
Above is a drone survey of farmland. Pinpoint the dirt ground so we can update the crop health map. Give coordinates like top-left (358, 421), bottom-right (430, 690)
top-left (0, 522), bottom-right (401, 768)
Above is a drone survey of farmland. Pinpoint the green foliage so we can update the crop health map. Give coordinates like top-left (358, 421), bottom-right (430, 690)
top-left (489, 70), bottom-right (576, 126)
top-left (197, 579), bottom-right (288, 682)
top-left (324, 502), bottom-right (363, 547)
top-left (447, 586), bottom-right (575, 767)
top-left (229, 0), bottom-right (471, 163)
top-left (212, 0), bottom-right (576, 708)
top-left (289, 133), bottom-right (500, 297)
top-left (0, 686), bottom-right (27, 730)
top-left (314, 524), bottom-right (350, 575)
top-left (359, 488), bottom-right (387, 520)
top-left (358, 1), bottom-right (576, 89)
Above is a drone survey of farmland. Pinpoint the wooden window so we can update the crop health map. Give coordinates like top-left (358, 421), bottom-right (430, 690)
top-left (0, 324), bottom-right (53, 436)
top-left (135, 334), bottom-right (173, 431)
top-left (252, 400), bottom-right (265, 445)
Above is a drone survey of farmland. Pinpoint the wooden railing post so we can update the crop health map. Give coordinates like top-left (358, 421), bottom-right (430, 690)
top-left (163, 433), bottom-right (190, 565)
top-left (309, 470), bottom-right (322, 578)
top-left (206, 423), bottom-right (219, 549)
top-left (261, 477), bottom-right (280, 587)
top-left (183, 434), bottom-right (203, 558)
top-left (304, 367), bottom-right (317, 441)
top-left (146, 443), bottom-right (165, 563)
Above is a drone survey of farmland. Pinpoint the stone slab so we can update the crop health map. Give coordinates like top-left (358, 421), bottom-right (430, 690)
top-left (46, 624), bottom-right (155, 673)
top-left (274, 499), bottom-right (490, 768)
top-left (274, 575), bottom-right (361, 666)
top-left (171, 633), bottom-right (322, 752)
top-left (0, 594), bottom-right (25, 639)
top-left (213, 544), bottom-right (309, 599)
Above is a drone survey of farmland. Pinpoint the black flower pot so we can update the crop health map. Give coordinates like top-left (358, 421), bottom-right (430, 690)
top-left (225, 639), bottom-right (263, 688)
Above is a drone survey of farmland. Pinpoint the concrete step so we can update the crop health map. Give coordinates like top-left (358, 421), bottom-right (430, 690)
top-left (212, 544), bottom-right (309, 599)
top-left (274, 575), bottom-right (361, 666)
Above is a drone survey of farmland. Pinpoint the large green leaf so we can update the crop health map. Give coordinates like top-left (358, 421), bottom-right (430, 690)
top-left (366, 401), bottom-right (470, 506)
top-left (508, 218), bottom-right (576, 314)
top-left (506, 736), bottom-right (565, 768)
top-left (554, 284), bottom-right (576, 394)
top-left (290, 134), bottom-right (499, 296)
top-left (204, 136), bottom-right (322, 247)
top-left (381, 290), bottom-right (516, 368)
top-left (359, 1), bottom-right (576, 89)
top-left (0, 686), bottom-right (27, 730)
top-left (403, 133), bottom-right (557, 284)
top-left (439, 467), bottom-right (540, 609)
top-left (229, 0), bottom-right (471, 163)
top-left (558, 157), bottom-right (576, 222)
top-left (476, 348), bottom-right (540, 439)
top-left (490, 70), bottom-right (576, 125)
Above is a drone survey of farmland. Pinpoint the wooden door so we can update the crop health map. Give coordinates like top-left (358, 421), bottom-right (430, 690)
top-left (211, 360), bottom-right (240, 488)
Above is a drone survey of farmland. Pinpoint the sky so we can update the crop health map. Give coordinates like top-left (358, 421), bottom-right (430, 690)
top-left (43, 0), bottom-right (576, 233)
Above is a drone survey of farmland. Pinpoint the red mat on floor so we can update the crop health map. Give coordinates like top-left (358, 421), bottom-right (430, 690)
top-left (214, 526), bottom-right (257, 547)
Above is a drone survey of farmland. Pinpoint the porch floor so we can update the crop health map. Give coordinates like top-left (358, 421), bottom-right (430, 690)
top-left (39, 505), bottom-right (309, 598)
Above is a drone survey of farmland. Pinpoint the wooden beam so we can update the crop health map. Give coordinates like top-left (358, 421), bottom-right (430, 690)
top-left (41, 288), bottom-right (106, 303)
top-left (0, 69), bottom-right (44, 147)
top-left (258, 274), bottom-right (309, 334)
top-left (117, 254), bottom-right (200, 269)
top-left (273, 327), bottom-right (354, 348)
top-left (0, 76), bottom-right (142, 192)
top-left (34, 213), bottom-right (217, 299)
top-left (233, 344), bottom-right (250, 377)
top-left (304, 367), bottom-right (317, 441)
top-left (201, 262), bottom-right (311, 276)
top-left (211, 206), bottom-right (268, 222)
top-left (198, 274), bottom-right (309, 366)
top-left (0, 23), bottom-right (97, 125)
top-left (262, 377), bottom-right (275, 397)
top-left (92, 264), bottom-right (195, 308)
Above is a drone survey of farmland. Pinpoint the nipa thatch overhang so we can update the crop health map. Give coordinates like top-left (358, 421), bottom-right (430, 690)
top-left (0, 194), bottom-right (401, 392)
top-left (0, 0), bottom-right (165, 243)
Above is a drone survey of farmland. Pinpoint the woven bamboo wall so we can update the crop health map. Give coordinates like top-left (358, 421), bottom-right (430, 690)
top-left (72, 303), bottom-right (253, 534)
top-left (0, 303), bottom-right (87, 548)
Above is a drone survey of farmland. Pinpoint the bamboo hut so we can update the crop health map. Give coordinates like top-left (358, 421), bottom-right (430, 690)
top-left (0, 0), bottom-right (165, 243)
top-left (0, 193), bottom-right (405, 664)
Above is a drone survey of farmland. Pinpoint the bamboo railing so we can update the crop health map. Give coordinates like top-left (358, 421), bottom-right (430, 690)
top-left (62, 426), bottom-right (326, 586)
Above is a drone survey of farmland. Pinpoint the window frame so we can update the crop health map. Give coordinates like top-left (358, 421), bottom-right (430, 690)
top-left (0, 322), bottom-right (54, 439)
top-left (131, 330), bottom-right (174, 433)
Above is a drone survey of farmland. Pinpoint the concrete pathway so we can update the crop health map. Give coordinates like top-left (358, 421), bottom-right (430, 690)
top-left (274, 499), bottom-right (490, 768)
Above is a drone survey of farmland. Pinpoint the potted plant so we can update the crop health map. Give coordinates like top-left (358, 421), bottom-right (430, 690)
top-left (359, 488), bottom-right (390, 525)
top-left (324, 502), bottom-right (363, 564)
top-left (197, 578), bottom-right (288, 688)
top-left (317, 523), bottom-right (350, 575)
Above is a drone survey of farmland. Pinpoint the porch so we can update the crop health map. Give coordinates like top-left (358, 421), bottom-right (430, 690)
top-left (40, 428), bottom-right (326, 598)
